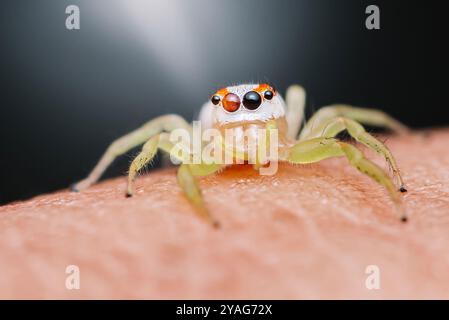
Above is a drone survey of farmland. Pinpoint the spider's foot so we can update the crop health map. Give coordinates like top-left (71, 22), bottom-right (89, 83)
top-left (211, 219), bottom-right (221, 229)
top-left (70, 184), bottom-right (80, 193)
top-left (401, 215), bottom-right (408, 223)
top-left (399, 185), bottom-right (408, 193)
top-left (198, 207), bottom-right (221, 229)
top-left (125, 191), bottom-right (133, 198)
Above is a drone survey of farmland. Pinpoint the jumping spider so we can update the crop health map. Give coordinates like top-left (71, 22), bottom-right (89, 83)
top-left (72, 84), bottom-right (408, 227)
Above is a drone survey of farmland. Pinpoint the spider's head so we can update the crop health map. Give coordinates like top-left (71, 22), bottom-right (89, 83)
top-left (207, 83), bottom-right (285, 127)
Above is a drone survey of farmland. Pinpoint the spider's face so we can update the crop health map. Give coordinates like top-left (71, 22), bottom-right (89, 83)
top-left (208, 83), bottom-right (285, 126)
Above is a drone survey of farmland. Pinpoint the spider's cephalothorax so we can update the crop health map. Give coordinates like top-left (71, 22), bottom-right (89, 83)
top-left (204, 83), bottom-right (284, 125)
top-left (200, 83), bottom-right (292, 157)
top-left (72, 83), bottom-right (410, 227)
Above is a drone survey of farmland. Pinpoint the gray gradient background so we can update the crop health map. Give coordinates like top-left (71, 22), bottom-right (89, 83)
top-left (0, 0), bottom-right (445, 204)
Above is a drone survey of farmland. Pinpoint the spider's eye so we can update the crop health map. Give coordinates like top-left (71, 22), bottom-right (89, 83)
top-left (222, 93), bottom-right (241, 112)
top-left (242, 91), bottom-right (262, 110)
top-left (211, 95), bottom-right (221, 105)
top-left (264, 90), bottom-right (274, 100)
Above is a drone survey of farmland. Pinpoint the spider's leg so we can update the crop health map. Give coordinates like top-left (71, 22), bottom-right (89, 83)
top-left (299, 104), bottom-right (409, 140)
top-left (177, 163), bottom-right (223, 228)
top-left (126, 135), bottom-right (160, 197)
top-left (310, 117), bottom-right (406, 192)
top-left (285, 137), bottom-right (407, 222)
top-left (125, 132), bottom-right (222, 227)
top-left (126, 132), bottom-right (193, 196)
top-left (71, 114), bottom-right (191, 191)
top-left (285, 85), bottom-right (306, 140)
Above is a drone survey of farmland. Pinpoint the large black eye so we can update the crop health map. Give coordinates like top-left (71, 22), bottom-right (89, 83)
top-left (211, 95), bottom-right (221, 105)
top-left (242, 91), bottom-right (262, 110)
top-left (264, 90), bottom-right (273, 100)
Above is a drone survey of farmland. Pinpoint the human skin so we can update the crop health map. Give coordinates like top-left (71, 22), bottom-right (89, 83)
top-left (0, 129), bottom-right (448, 299)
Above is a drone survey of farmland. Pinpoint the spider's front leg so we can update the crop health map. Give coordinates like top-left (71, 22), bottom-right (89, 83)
top-left (177, 163), bottom-right (223, 228)
top-left (71, 114), bottom-right (191, 191)
top-left (305, 117), bottom-right (407, 192)
top-left (284, 137), bottom-right (407, 222)
top-left (126, 131), bottom-right (223, 227)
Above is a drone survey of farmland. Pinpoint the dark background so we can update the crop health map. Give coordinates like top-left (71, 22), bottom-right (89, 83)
top-left (0, 0), bottom-right (446, 205)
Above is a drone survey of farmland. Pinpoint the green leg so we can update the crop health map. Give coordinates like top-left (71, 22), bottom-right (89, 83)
top-left (299, 104), bottom-right (409, 140)
top-left (126, 132), bottom-right (198, 196)
top-left (72, 114), bottom-right (191, 191)
top-left (124, 131), bottom-right (223, 227)
top-left (286, 137), bottom-right (407, 222)
top-left (177, 164), bottom-right (223, 228)
top-left (126, 136), bottom-right (160, 197)
top-left (310, 117), bottom-right (406, 192)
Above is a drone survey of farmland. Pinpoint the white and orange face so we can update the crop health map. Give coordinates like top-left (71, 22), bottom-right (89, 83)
top-left (200, 83), bottom-right (286, 128)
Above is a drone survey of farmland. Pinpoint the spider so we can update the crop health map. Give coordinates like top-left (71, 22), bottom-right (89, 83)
top-left (72, 84), bottom-right (409, 227)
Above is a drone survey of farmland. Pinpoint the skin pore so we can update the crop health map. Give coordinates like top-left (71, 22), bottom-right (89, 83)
top-left (0, 129), bottom-right (448, 299)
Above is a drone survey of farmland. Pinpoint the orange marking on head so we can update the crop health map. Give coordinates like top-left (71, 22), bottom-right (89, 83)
top-left (216, 87), bottom-right (229, 97)
top-left (254, 84), bottom-right (276, 97)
